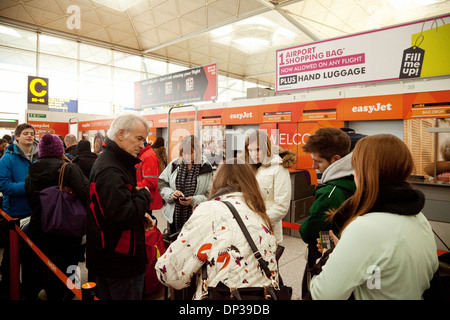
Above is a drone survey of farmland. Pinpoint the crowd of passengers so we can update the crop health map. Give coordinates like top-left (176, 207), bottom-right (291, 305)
top-left (0, 114), bottom-right (441, 300)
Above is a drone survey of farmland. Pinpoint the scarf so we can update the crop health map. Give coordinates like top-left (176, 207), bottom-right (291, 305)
top-left (331, 181), bottom-right (425, 231)
top-left (174, 162), bottom-right (201, 231)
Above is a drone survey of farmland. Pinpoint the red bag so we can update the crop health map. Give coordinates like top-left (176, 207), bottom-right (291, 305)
top-left (144, 227), bottom-right (166, 295)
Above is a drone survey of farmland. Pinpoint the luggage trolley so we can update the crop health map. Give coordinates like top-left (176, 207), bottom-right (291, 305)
top-left (163, 104), bottom-right (200, 300)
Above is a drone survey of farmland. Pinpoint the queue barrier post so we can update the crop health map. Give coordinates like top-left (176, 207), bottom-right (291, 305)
top-left (81, 282), bottom-right (97, 300)
top-left (8, 218), bottom-right (20, 300)
top-left (1, 208), bottom-right (98, 300)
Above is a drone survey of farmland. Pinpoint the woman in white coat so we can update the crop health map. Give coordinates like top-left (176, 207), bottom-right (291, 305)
top-left (155, 160), bottom-right (279, 300)
top-left (244, 130), bottom-right (296, 244)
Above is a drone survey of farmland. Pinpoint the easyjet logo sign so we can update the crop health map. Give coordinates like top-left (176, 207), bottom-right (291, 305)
top-left (352, 102), bottom-right (392, 114)
top-left (341, 94), bottom-right (403, 121)
top-left (221, 106), bottom-right (259, 124)
top-left (229, 111), bottom-right (253, 120)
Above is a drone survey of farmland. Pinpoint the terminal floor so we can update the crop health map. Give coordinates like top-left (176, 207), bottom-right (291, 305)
top-left (2, 208), bottom-right (308, 300)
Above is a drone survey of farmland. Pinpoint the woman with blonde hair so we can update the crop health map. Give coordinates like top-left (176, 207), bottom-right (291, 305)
top-left (243, 130), bottom-right (295, 244)
top-left (156, 160), bottom-right (278, 299)
top-left (309, 134), bottom-right (439, 300)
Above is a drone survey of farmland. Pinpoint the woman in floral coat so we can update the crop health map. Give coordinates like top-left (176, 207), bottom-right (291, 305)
top-left (155, 160), bottom-right (279, 300)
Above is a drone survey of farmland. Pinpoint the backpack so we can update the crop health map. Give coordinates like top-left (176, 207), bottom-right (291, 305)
top-left (143, 227), bottom-right (166, 296)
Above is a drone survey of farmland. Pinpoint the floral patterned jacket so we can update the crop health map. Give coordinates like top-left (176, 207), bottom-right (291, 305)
top-left (155, 192), bottom-right (279, 299)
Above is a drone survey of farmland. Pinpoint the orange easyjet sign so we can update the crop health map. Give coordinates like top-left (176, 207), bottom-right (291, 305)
top-left (221, 106), bottom-right (259, 124)
top-left (339, 94), bottom-right (403, 121)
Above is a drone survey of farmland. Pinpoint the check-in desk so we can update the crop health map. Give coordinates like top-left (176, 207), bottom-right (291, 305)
top-left (409, 179), bottom-right (450, 224)
top-left (409, 179), bottom-right (450, 251)
top-left (409, 176), bottom-right (450, 252)
top-left (283, 170), bottom-right (316, 238)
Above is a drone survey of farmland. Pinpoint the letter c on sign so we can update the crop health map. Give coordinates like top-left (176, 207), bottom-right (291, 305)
top-left (30, 78), bottom-right (47, 97)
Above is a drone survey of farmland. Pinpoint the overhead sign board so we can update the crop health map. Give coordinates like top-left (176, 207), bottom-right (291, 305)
top-left (276, 14), bottom-right (450, 92)
top-left (134, 63), bottom-right (217, 109)
top-left (48, 98), bottom-right (78, 113)
top-left (27, 76), bottom-right (49, 107)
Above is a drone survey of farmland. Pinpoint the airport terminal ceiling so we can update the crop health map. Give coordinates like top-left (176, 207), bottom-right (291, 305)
top-left (1, 0), bottom-right (450, 88)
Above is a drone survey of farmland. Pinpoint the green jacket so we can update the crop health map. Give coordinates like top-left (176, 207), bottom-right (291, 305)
top-left (299, 153), bottom-right (356, 243)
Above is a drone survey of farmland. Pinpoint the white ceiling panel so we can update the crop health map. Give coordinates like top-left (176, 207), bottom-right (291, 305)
top-left (0, 0), bottom-right (449, 87)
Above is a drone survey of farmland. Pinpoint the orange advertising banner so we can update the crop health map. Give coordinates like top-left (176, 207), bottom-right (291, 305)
top-left (339, 94), bottom-right (403, 121)
top-left (79, 119), bottom-right (114, 132)
top-left (29, 121), bottom-right (69, 138)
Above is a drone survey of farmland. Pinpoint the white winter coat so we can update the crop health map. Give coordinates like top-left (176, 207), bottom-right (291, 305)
top-left (255, 148), bottom-right (295, 243)
top-left (155, 192), bottom-right (279, 300)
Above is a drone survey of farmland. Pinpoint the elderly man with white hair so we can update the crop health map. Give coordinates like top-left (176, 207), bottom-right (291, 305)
top-left (86, 113), bottom-right (155, 300)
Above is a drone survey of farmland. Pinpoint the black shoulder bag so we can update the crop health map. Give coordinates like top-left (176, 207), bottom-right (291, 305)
top-left (201, 201), bottom-right (292, 300)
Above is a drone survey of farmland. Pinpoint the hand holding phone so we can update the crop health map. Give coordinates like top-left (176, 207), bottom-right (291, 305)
top-left (320, 230), bottom-right (335, 251)
top-left (178, 196), bottom-right (193, 206)
top-left (172, 190), bottom-right (184, 201)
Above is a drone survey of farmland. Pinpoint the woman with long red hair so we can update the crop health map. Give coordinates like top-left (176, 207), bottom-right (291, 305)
top-left (310, 134), bottom-right (439, 300)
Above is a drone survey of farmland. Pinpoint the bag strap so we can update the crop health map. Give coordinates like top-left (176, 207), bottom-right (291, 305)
top-left (58, 162), bottom-right (68, 191)
top-left (201, 200), bottom-right (279, 299)
top-left (221, 201), bottom-right (278, 289)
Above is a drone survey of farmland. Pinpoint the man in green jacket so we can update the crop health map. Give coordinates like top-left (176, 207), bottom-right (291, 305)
top-left (299, 127), bottom-right (357, 268)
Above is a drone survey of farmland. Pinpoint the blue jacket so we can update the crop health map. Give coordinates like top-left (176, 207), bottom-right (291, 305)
top-left (0, 141), bottom-right (39, 217)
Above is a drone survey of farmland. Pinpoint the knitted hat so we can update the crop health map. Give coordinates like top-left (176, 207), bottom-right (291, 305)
top-left (38, 133), bottom-right (65, 158)
top-left (76, 139), bottom-right (91, 153)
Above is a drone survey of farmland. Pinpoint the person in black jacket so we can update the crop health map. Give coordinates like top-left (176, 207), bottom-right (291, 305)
top-left (64, 134), bottom-right (78, 159)
top-left (23, 133), bottom-right (90, 300)
top-left (72, 139), bottom-right (97, 178)
top-left (86, 113), bottom-right (154, 300)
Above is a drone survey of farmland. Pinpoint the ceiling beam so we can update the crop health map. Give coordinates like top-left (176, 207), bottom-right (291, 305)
top-left (255, 0), bottom-right (275, 9)
top-left (276, 8), bottom-right (321, 41)
top-left (257, 0), bottom-right (321, 41)
top-left (142, 7), bottom-right (271, 53)
top-left (142, 0), bottom-right (304, 54)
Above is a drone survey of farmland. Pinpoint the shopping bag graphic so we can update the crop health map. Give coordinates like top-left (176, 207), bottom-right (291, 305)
top-left (410, 20), bottom-right (450, 78)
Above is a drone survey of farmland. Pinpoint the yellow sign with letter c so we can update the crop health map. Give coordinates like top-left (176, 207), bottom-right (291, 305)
top-left (29, 78), bottom-right (47, 97)
top-left (27, 76), bottom-right (49, 105)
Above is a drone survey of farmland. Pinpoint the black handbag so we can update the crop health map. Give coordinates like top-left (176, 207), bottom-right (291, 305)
top-left (202, 201), bottom-right (292, 300)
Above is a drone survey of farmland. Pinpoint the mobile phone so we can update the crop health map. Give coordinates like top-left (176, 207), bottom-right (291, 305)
top-left (320, 231), bottom-right (335, 251)
top-left (179, 197), bottom-right (187, 201)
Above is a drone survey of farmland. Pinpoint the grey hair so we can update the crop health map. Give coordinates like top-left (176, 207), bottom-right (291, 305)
top-left (64, 134), bottom-right (77, 145)
top-left (107, 113), bottom-right (150, 140)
